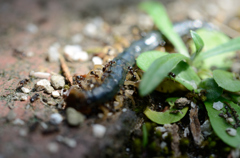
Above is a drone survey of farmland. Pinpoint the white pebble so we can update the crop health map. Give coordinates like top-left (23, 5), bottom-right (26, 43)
top-left (26, 23), bottom-right (38, 33)
top-left (213, 101), bottom-right (224, 111)
top-left (45, 85), bottom-right (54, 94)
top-left (52, 91), bottom-right (60, 98)
top-left (35, 79), bottom-right (51, 91)
top-left (56, 135), bottom-right (77, 148)
top-left (155, 126), bottom-right (167, 133)
top-left (71, 34), bottom-right (83, 43)
top-left (50, 113), bottom-right (63, 125)
top-left (183, 127), bottom-right (190, 137)
top-left (162, 132), bottom-right (168, 139)
top-left (107, 112), bottom-right (113, 117)
top-left (160, 141), bottom-right (167, 149)
top-left (227, 118), bottom-right (234, 123)
top-left (30, 71), bottom-right (50, 79)
top-left (13, 118), bottom-right (25, 125)
top-left (122, 108), bottom-right (127, 112)
top-left (200, 120), bottom-right (212, 137)
top-left (48, 43), bottom-right (60, 62)
top-left (47, 142), bottom-right (59, 153)
top-left (98, 113), bottom-right (104, 118)
top-left (21, 87), bottom-right (30, 94)
top-left (19, 129), bottom-right (27, 137)
top-left (226, 128), bottom-right (237, 136)
top-left (51, 75), bottom-right (65, 89)
top-left (92, 124), bottom-right (106, 138)
top-left (92, 56), bottom-right (103, 65)
top-left (64, 45), bottom-right (89, 62)
top-left (20, 94), bottom-right (28, 101)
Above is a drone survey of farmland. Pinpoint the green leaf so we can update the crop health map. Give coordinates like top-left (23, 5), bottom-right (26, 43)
top-left (213, 70), bottom-right (240, 92)
top-left (139, 1), bottom-right (189, 57)
top-left (190, 30), bottom-right (204, 61)
top-left (199, 78), bottom-right (223, 101)
top-left (193, 31), bottom-right (240, 67)
top-left (139, 53), bottom-right (187, 96)
top-left (144, 101), bottom-right (189, 124)
top-left (142, 123), bottom-right (148, 147)
top-left (172, 61), bottom-right (201, 91)
top-left (136, 51), bottom-right (168, 71)
top-left (205, 98), bottom-right (240, 148)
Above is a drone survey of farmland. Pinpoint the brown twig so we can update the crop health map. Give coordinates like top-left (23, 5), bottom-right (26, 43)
top-left (59, 55), bottom-right (73, 85)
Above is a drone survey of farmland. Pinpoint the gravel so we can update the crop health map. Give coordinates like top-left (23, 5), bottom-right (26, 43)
top-left (51, 75), bottom-right (65, 89)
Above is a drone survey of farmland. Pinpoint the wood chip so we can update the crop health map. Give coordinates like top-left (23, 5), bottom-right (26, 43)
top-left (189, 104), bottom-right (203, 145)
top-left (59, 55), bottom-right (73, 85)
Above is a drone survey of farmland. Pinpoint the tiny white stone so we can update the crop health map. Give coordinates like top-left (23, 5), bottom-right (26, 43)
top-left (30, 71), bottom-right (51, 79)
top-left (200, 120), bottom-right (212, 137)
top-left (122, 108), bottom-right (127, 112)
top-left (83, 23), bottom-right (98, 38)
top-left (213, 101), bottom-right (224, 111)
top-left (26, 23), bottom-right (38, 33)
top-left (191, 102), bottom-right (197, 108)
top-left (227, 118), bottom-right (234, 123)
top-left (226, 128), bottom-right (237, 136)
top-left (40, 122), bottom-right (48, 129)
top-left (160, 141), bottom-right (167, 149)
top-left (52, 91), bottom-right (60, 98)
top-left (92, 124), bottom-right (106, 138)
top-left (21, 87), bottom-right (30, 94)
top-left (19, 129), bottom-right (27, 137)
top-left (35, 79), bottom-right (51, 91)
top-left (92, 56), bottom-right (103, 65)
top-left (183, 127), bottom-right (190, 137)
top-left (50, 113), bottom-right (63, 125)
top-left (45, 85), bottom-right (54, 94)
top-left (155, 126), bottom-right (167, 133)
top-left (56, 135), bottom-right (77, 148)
top-left (51, 75), bottom-right (65, 89)
top-left (98, 113), bottom-right (104, 118)
top-left (162, 132), bottom-right (168, 139)
top-left (20, 94), bottom-right (28, 101)
top-left (13, 118), bottom-right (25, 125)
top-left (48, 43), bottom-right (60, 62)
top-left (107, 112), bottom-right (113, 117)
top-left (64, 45), bottom-right (89, 62)
top-left (71, 34), bottom-right (83, 43)
top-left (47, 142), bottom-right (59, 153)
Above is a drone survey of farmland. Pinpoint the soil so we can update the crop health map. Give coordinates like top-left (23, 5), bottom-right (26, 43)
top-left (0, 0), bottom-right (240, 157)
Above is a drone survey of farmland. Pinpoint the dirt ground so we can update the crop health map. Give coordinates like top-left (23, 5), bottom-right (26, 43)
top-left (0, 0), bottom-right (240, 157)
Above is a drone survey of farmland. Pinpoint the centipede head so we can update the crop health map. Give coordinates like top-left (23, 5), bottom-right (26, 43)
top-left (65, 87), bottom-right (93, 114)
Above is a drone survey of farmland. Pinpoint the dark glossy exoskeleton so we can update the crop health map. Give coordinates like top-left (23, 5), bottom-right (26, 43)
top-left (18, 79), bottom-right (30, 86)
top-left (30, 93), bottom-right (39, 103)
top-left (168, 72), bottom-right (176, 78)
top-left (66, 20), bottom-right (216, 113)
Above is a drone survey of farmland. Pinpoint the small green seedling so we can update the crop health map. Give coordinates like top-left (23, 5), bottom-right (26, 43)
top-left (137, 1), bottom-right (240, 148)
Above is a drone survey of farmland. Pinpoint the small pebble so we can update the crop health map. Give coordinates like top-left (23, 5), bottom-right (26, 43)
top-left (40, 122), bottom-right (48, 129)
top-left (47, 142), bottom-right (59, 153)
top-left (12, 118), bottom-right (25, 125)
top-left (66, 107), bottom-right (85, 126)
top-left (98, 113), bottom-right (104, 118)
top-left (227, 118), bottom-right (234, 123)
top-left (30, 71), bottom-right (51, 79)
top-left (50, 113), bottom-right (63, 125)
top-left (213, 101), bottom-right (224, 111)
top-left (47, 100), bottom-right (57, 106)
top-left (6, 110), bottom-right (16, 121)
top-left (160, 141), bottom-right (167, 149)
top-left (226, 128), bottom-right (237, 136)
top-left (92, 124), bottom-right (106, 138)
top-left (26, 23), bottom-right (38, 33)
top-left (35, 79), bottom-right (51, 91)
top-left (155, 126), bottom-right (167, 133)
top-left (200, 120), bottom-right (212, 137)
top-left (64, 45), bottom-right (89, 62)
top-left (19, 129), bottom-right (27, 137)
top-left (122, 108), bottom-right (127, 112)
top-left (45, 85), bottom-right (54, 94)
top-left (20, 94), bottom-right (28, 101)
top-left (56, 135), bottom-right (77, 148)
top-left (162, 132), bottom-right (168, 139)
top-left (21, 87), bottom-right (30, 94)
top-left (92, 56), bottom-right (103, 65)
top-left (48, 43), bottom-right (60, 62)
top-left (107, 112), bottom-right (113, 117)
top-left (52, 91), bottom-right (60, 98)
top-left (71, 34), bottom-right (83, 43)
top-left (51, 75), bottom-right (65, 89)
